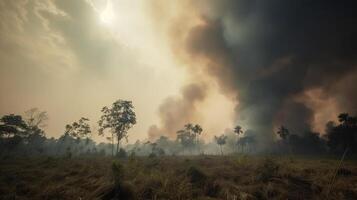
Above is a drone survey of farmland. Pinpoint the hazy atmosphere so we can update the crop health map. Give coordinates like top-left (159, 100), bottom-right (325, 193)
top-left (0, 0), bottom-right (237, 143)
top-left (1, 1), bottom-right (357, 199)
top-left (1, 0), bottom-right (356, 145)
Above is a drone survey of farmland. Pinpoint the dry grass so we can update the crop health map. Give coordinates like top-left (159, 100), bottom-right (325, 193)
top-left (1, 155), bottom-right (357, 199)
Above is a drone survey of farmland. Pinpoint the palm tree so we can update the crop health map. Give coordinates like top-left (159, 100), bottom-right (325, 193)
top-left (338, 113), bottom-right (357, 127)
top-left (277, 126), bottom-right (292, 155)
top-left (234, 125), bottom-right (243, 135)
top-left (234, 125), bottom-right (243, 152)
top-left (184, 123), bottom-right (194, 130)
top-left (214, 134), bottom-right (227, 155)
top-left (277, 126), bottom-right (289, 140)
top-left (192, 124), bottom-right (203, 153)
top-left (338, 113), bottom-right (349, 124)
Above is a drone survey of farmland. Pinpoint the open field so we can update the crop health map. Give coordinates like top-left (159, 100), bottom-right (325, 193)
top-left (1, 155), bottom-right (357, 200)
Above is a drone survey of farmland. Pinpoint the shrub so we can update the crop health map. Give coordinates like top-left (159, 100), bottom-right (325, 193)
top-left (106, 161), bottom-right (136, 199)
top-left (112, 161), bottom-right (124, 185)
top-left (115, 148), bottom-right (127, 158)
top-left (186, 166), bottom-right (207, 186)
top-left (149, 152), bottom-right (157, 158)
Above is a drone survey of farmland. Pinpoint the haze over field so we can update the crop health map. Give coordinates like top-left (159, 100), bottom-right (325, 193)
top-left (1, 0), bottom-right (356, 145)
top-left (2, 1), bottom-right (357, 199)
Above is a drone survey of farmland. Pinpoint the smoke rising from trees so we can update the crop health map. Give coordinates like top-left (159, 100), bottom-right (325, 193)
top-left (148, 0), bottom-right (357, 146)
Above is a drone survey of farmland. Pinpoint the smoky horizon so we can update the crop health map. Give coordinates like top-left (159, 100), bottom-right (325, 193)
top-left (1, 0), bottom-right (357, 146)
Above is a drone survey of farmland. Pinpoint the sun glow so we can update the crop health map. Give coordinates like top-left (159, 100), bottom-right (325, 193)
top-left (100, 0), bottom-right (115, 25)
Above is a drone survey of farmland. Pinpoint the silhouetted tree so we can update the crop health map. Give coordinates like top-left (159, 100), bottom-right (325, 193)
top-left (67, 118), bottom-right (91, 139)
top-left (65, 117), bottom-right (92, 155)
top-left (0, 114), bottom-right (29, 153)
top-left (150, 142), bottom-right (157, 155)
top-left (0, 114), bottom-right (28, 138)
top-left (238, 136), bottom-right (255, 153)
top-left (24, 108), bottom-right (48, 129)
top-left (156, 136), bottom-right (169, 147)
top-left (192, 124), bottom-right (203, 152)
top-left (234, 125), bottom-right (243, 135)
top-left (176, 123), bottom-right (202, 154)
top-left (98, 100), bottom-right (136, 156)
top-left (327, 113), bottom-right (357, 154)
top-left (277, 126), bottom-right (289, 140)
top-left (26, 126), bottom-right (46, 154)
top-left (22, 109), bottom-right (48, 154)
top-left (276, 126), bottom-right (293, 154)
top-left (177, 128), bottom-right (195, 154)
top-left (288, 131), bottom-right (325, 155)
top-left (234, 125), bottom-right (243, 152)
top-left (214, 134), bottom-right (227, 155)
top-left (57, 132), bottom-right (75, 156)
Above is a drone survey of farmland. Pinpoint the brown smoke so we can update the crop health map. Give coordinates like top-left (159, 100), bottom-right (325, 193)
top-left (147, 0), bottom-right (357, 146)
top-left (148, 83), bottom-right (207, 141)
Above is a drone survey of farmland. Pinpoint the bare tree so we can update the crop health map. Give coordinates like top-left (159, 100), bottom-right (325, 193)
top-left (24, 108), bottom-right (48, 129)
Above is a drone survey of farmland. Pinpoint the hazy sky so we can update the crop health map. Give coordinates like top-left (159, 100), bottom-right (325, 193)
top-left (0, 0), bottom-right (235, 143)
top-left (1, 0), bottom-right (356, 145)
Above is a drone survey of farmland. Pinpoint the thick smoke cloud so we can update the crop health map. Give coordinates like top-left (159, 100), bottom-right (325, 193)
top-left (151, 0), bottom-right (357, 146)
top-left (200, 0), bottom-right (357, 137)
top-left (148, 83), bottom-right (207, 140)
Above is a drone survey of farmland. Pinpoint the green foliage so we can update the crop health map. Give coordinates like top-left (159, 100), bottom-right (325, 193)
top-left (98, 100), bottom-right (136, 155)
top-left (0, 114), bottom-right (28, 138)
top-left (176, 123), bottom-right (203, 153)
top-left (65, 117), bottom-right (91, 141)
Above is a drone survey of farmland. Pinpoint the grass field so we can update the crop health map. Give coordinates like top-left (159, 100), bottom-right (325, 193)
top-left (1, 155), bottom-right (357, 200)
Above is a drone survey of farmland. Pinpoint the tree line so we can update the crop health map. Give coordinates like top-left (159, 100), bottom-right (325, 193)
top-left (1, 99), bottom-right (357, 157)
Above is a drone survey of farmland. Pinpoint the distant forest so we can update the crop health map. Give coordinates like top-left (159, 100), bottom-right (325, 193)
top-left (1, 99), bottom-right (356, 158)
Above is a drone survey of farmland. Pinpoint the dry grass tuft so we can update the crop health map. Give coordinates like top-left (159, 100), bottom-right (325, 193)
top-left (1, 155), bottom-right (357, 199)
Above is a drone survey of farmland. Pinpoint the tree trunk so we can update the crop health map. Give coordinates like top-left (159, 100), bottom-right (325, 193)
top-left (116, 137), bottom-right (120, 155)
top-left (111, 134), bottom-right (114, 157)
top-left (56, 142), bottom-right (61, 156)
top-left (196, 137), bottom-right (199, 154)
top-left (220, 145), bottom-right (223, 156)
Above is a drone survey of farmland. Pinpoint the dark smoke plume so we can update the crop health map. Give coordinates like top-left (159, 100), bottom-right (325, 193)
top-left (149, 0), bottom-right (357, 147)
top-left (185, 0), bottom-right (357, 144)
